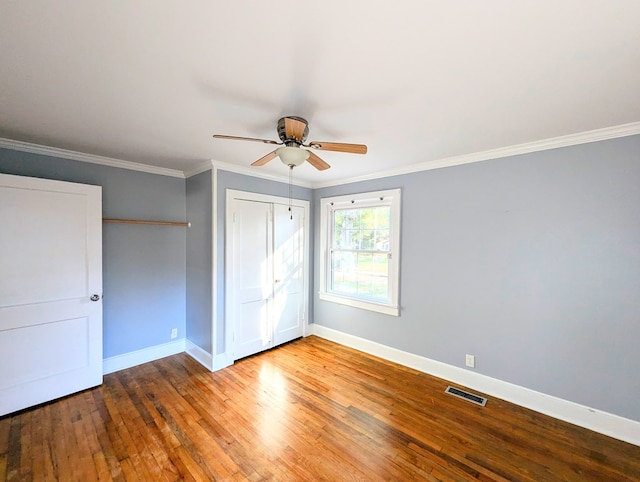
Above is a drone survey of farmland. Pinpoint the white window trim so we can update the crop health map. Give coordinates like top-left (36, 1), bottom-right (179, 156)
top-left (319, 188), bottom-right (401, 316)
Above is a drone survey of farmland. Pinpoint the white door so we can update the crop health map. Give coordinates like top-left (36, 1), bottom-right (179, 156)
top-left (0, 173), bottom-right (103, 416)
top-left (272, 203), bottom-right (304, 347)
top-left (232, 200), bottom-right (272, 360)
top-left (227, 192), bottom-right (307, 361)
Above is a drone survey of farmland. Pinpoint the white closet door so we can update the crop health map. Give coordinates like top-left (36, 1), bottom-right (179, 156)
top-left (0, 173), bottom-right (103, 416)
top-left (272, 203), bottom-right (304, 347)
top-left (231, 199), bottom-right (273, 360)
top-left (227, 192), bottom-right (307, 362)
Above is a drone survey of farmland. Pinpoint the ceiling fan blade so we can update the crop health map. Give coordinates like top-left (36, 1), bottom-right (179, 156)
top-left (251, 150), bottom-right (278, 166)
top-left (284, 117), bottom-right (307, 141)
top-left (213, 134), bottom-right (280, 145)
top-left (306, 151), bottom-right (331, 171)
top-left (307, 141), bottom-right (367, 154)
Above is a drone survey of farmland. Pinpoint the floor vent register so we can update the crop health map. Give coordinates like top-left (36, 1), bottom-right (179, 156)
top-left (445, 386), bottom-right (487, 406)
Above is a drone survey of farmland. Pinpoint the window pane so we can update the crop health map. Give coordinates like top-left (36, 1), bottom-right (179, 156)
top-left (371, 252), bottom-right (389, 276)
top-left (334, 206), bottom-right (391, 250)
top-left (356, 273), bottom-right (374, 297)
top-left (335, 209), bottom-right (359, 229)
top-left (374, 206), bottom-right (390, 229)
top-left (359, 252), bottom-right (388, 301)
top-left (333, 228), bottom-right (343, 248)
top-left (375, 228), bottom-right (389, 251)
top-left (360, 229), bottom-right (375, 250)
top-left (372, 275), bottom-right (388, 298)
top-left (358, 252), bottom-right (373, 273)
top-left (331, 251), bottom-right (356, 293)
top-left (359, 207), bottom-right (375, 229)
top-left (330, 250), bottom-right (389, 302)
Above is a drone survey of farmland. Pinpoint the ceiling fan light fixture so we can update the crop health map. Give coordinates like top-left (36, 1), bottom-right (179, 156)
top-left (214, 115), bottom-right (366, 171)
top-left (276, 146), bottom-right (309, 167)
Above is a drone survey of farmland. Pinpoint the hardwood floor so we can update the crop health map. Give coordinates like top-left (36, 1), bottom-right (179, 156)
top-left (1, 336), bottom-right (639, 481)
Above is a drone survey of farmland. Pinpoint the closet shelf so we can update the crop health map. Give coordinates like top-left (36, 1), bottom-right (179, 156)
top-left (102, 218), bottom-right (190, 227)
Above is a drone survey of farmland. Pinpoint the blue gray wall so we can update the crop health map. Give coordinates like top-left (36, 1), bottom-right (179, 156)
top-left (186, 170), bottom-right (212, 352)
top-left (0, 148), bottom-right (187, 358)
top-left (313, 135), bottom-right (640, 421)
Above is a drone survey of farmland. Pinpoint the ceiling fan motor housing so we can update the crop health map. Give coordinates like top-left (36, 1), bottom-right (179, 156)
top-left (278, 116), bottom-right (309, 146)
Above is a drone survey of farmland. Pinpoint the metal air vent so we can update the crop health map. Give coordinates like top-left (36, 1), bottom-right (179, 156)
top-left (445, 386), bottom-right (487, 406)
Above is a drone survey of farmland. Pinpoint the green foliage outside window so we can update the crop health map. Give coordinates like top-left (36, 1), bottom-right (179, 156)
top-left (331, 206), bottom-right (391, 301)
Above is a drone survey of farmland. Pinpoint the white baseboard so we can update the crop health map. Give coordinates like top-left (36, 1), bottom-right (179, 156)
top-left (212, 352), bottom-right (233, 371)
top-left (185, 339), bottom-right (232, 372)
top-left (103, 339), bottom-right (186, 375)
top-left (103, 338), bottom-right (229, 375)
top-left (185, 339), bottom-right (213, 370)
top-left (311, 324), bottom-right (640, 447)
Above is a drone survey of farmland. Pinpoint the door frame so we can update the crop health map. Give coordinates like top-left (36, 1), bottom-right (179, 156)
top-left (225, 189), bottom-right (310, 362)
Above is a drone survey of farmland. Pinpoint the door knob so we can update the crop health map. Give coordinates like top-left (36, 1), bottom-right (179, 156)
top-left (90, 294), bottom-right (101, 301)
top-left (274, 279), bottom-right (281, 283)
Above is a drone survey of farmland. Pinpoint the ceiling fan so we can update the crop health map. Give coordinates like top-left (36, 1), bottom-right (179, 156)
top-left (213, 116), bottom-right (367, 171)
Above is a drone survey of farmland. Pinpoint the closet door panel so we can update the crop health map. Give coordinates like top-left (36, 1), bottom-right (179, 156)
top-left (272, 204), bottom-right (304, 346)
top-left (231, 200), bottom-right (272, 360)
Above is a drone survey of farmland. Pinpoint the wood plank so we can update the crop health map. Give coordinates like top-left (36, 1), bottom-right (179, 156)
top-left (1, 335), bottom-right (639, 480)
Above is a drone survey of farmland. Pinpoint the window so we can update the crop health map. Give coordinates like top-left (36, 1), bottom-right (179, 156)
top-left (319, 189), bottom-right (401, 316)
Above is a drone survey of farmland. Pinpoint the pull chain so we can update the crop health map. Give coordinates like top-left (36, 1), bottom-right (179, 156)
top-left (288, 165), bottom-right (293, 220)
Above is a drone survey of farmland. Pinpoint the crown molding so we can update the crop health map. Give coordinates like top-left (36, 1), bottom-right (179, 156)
top-left (0, 138), bottom-right (186, 178)
top-left (312, 121), bottom-right (640, 189)
top-left (211, 159), bottom-right (313, 188)
top-left (184, 160), bottom-right (213, 178)
top-left (4, 121), bottom-right (638, 186)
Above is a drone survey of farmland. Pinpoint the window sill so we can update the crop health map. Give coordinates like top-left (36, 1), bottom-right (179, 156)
top-left (318, 292), bottom-right (399, 317)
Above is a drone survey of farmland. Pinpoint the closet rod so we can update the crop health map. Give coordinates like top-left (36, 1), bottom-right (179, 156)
top-left (103, 218), bottom-right (190, 227)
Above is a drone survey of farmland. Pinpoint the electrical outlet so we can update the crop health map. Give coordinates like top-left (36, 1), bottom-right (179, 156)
top-left (171, 328), bottom-right (178, 339)
top-left (465, 354), bottom-right (475, 368)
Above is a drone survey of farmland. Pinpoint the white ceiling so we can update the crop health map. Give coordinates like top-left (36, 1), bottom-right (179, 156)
top-left (1, 1), bottom-right (639, 185)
